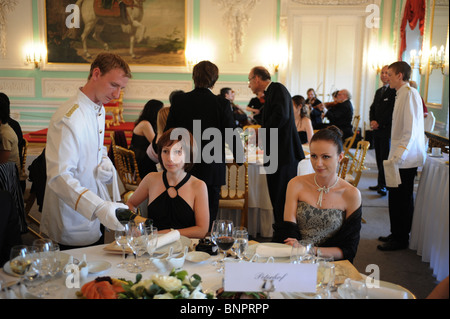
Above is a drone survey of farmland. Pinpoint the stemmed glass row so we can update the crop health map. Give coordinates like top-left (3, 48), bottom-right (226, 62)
top-left (114, 221), bottom-right (158, 273)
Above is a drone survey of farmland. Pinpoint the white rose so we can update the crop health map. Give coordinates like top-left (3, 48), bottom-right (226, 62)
top-left (154, 293), bottom-right (174, 299)
top-left (151, 274), bottom-right (182, 292)
top-left (131, 279), bottom-right (153, 292)
top-left (189, 286), bottom-right (206, 299)
top-left (180, 287), bottom-right (190, 299)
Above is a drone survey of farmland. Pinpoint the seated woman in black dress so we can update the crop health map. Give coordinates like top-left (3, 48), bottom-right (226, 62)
top-left (274, 126), bottom-right (362, 262)
top-left (126, 128), bottom-right (209, 239)
top-left (130, 99), bottom-right (163, 178)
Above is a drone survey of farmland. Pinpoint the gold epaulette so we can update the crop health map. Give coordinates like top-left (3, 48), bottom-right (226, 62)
top-left (65, 104), bottom-right (79, 118)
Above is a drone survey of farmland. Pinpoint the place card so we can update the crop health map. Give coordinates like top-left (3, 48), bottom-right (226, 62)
top-left (224, 262), bottom-right (317, 293)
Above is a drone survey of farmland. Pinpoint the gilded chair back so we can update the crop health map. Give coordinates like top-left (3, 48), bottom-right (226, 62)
top-left (343, 115), bottom-right (361, 158)
top-left (344, 140), bottom-right (370, 187)
top-left (219, 162), bottom-right (249, 228)
top-left (112, 145), bottom-right (141, 195)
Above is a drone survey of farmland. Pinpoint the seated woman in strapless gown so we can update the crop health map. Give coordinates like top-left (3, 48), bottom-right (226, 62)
top-left (274, 126), bottom-right (362, 262)
top-left (126, 128), bottom-right (209, 238)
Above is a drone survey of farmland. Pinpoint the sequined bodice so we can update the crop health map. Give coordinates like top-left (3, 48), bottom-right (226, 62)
top-left (296, 201), bottom-right (345, 245)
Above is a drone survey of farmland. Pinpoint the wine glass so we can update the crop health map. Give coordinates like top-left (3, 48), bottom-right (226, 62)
top-left (115, 221), bottom-right (129, 268)
top-left (232, 227), bottom-right (248, 262)
top-left (212, 220), bottom-right (234, 272)
top-left (146, 226), bottom-right (158, 268)
top-left (126, 222), bottom-right (148, 273)
top-left (9, 245), bottom-right (33, 276)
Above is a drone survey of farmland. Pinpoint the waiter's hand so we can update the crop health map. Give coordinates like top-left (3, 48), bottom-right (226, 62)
top-left (97, 157), bottom-right (115, 183)
top-left (94, 201), bottom-right (128, 231)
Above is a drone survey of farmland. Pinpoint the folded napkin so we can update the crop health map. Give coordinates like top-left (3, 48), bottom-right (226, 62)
top-left (383, 160), bottom-right (401, 188)
top-left (255, 243), bottom-right (292, 257)
top-left (155, 230), bottom-right (180, 249)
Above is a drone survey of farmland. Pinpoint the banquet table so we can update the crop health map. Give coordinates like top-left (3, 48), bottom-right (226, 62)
top-left (220, 147), bottom-right (313, 238)
top-left (0, 239), bottom-right (415, 299)
top-left (410, 153), bottom-right (449, 281)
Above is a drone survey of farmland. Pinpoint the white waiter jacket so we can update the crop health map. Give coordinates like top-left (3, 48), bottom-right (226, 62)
top-left (388, 82), bottom-right (426, 169)
top-left (41, 89), bottom-right (114, 246)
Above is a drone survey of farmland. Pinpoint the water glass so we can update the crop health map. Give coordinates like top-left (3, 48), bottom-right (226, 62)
top-left (126, 222), bottom-right (148, 273)
top-left (145, 226), bottom-right (158, 270)
top-left (115, 221), bottom-right (129, 268)
top-left (232, 227), bottom-right (248, 261)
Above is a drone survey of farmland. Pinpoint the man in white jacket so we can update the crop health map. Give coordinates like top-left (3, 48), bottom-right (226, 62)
top-left (41, 53), bottom-right (131, 249)
top-left (377, 61), bottom-right (426, 251)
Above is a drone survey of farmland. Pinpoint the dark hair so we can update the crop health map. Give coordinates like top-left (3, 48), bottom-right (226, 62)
top-left (310, 125), bottom-right (344, 154)
top-left (389, 61), bottom-right (412, 81)
top-left (0, 92), bottom-right (10, 124)
top-left (219, 87), bottom-right (232, 98)
top-left (135, 99), bottom-right (164, 132)
top-left (157, 128), bottom-right (196, 172)
top-left (252, 66), bottom-right (271, 81)
top-left (292, 95), bottom-right (305, 107)
top-left (169, 90), bottom-right (185, 105)
top-left (307, 88), bottom-right (316, 96)
top-left (192, 61), bottom-right (219, 89)
top-left (88, 52), bottom-right (132, 80)
top-left (292, 95), bottom-right (308, 118)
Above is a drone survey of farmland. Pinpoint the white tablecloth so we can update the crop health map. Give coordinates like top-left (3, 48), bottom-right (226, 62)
top-left (410, 153), bottom-right (449, 281)
top-left (1, 242), bottom-right (414, 299)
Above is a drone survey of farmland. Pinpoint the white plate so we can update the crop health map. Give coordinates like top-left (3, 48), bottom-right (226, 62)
top-left (3, 252), bottom-right (71, 277)
top-left (87, 261), bottom-right (111, 274)
top-left (186, 251), bottom-right (210, 263)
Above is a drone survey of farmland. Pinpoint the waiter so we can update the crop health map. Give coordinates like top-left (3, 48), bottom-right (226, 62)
top-left (41, 53), bottom-right (131, 250)
top-left (377, 61), bottom-right (426, 251)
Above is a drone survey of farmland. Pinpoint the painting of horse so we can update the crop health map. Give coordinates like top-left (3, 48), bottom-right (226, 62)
top-left (45, 0), bottom-right (186, 66)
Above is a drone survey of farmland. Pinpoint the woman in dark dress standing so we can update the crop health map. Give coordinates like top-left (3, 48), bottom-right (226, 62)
top-left (130, 99), bottom-right (163, 178)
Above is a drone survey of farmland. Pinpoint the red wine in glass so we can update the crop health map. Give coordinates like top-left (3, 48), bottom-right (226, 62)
top-left (216, 236), bottom-right (235, 251)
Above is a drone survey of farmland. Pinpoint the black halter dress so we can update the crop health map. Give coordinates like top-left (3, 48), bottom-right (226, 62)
top-left (147, 172), bottom-right (196, 230)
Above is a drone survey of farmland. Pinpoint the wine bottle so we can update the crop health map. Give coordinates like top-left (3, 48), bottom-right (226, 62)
top-left (115, 208), bottom-right (153, 228)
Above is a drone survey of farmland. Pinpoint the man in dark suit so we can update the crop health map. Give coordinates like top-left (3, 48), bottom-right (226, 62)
top-left (247, 66), bottom-right (305, 225)
top-left (369, 65), bottom-right (396, 196)
top-left (165, 61), bottom-right (244, 228)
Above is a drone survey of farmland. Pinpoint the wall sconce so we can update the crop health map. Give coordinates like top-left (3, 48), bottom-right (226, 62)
top-left (369, 44), bottom-right (395, 74)
top-left (185, 40), bottom-right (214, 71)
top-left (24, 43), bottom-right (46, 68)
top-left (410, 44), bottom-right (448, 75)
top-left (261, 41), bottom-right (287, 74)
top-left (410, 49), bottom-right (423, 74)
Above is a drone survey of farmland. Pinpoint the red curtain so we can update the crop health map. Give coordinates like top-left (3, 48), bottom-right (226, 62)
top-left (399, 0), bottom-right (426, 60)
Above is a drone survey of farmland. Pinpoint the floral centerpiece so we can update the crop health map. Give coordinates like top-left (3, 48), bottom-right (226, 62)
top-left (118, 270), bottom-right (215, 299)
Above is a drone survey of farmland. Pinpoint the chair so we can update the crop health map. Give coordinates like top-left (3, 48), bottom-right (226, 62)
top-left (112, 145), bottom-right (141, 197)
top-left (219, 162), bottom-right (249, 228)
top-left (338, 156), bottom-right (349, 179)
top-left (343, 115), bottom-right (361, 158)
top-left (343, 140), bottom-right (370, 187)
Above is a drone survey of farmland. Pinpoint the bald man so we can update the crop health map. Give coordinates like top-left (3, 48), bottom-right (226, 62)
top-left (323, 89), bottom-right (354, 140)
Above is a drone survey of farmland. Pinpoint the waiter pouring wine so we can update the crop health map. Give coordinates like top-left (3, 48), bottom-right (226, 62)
top-left (40, 53), bottom-right (131, 250)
